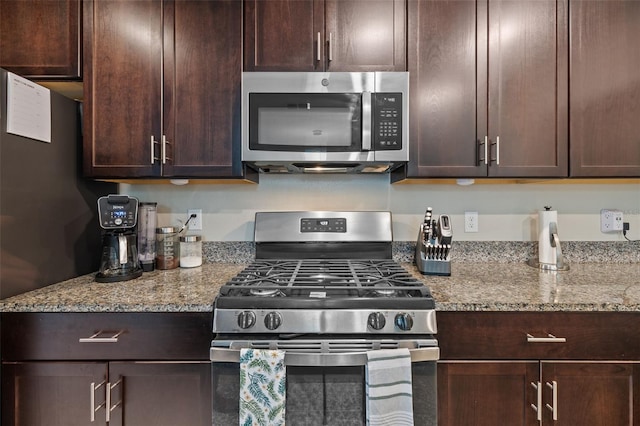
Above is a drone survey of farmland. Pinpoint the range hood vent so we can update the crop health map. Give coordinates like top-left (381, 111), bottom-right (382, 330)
top-left (245, 162), bottom-right (403, 174)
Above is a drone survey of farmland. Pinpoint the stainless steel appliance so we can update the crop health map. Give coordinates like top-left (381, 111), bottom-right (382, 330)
top-left (0, 68), bottom-right (116, 299)
top-left (242, 72), bottom-right (409, 173)
top-left (95, 195), bottom-right (143, 282)
top-left (210, 211), bottom-right (438, 425)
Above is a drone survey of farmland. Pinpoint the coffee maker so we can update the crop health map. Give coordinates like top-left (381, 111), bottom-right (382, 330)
top-left (96, 195), bottom-right (143, 282)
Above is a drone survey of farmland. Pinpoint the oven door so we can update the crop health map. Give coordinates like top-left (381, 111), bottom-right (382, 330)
top-left (211, 342), bottom-right (438, 426)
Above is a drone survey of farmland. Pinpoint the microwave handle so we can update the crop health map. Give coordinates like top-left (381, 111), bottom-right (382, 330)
top-left (362, 91), bottom-right (372, 151)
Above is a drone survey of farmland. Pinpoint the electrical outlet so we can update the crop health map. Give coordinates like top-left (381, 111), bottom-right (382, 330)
top-left (600, 209), bottom-right (623, 233)
top-left (187, 209), bottom-right (202, 231)
top-left (464, 211), bottom-right (479, 233)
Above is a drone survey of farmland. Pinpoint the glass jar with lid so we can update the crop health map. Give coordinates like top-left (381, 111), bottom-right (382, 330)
top-left (156, 226), bottom-right (180, 270)
top-left (179, 235), bottom-right (202, 268)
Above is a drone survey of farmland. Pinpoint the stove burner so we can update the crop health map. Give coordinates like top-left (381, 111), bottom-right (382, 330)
top-left (219, 259), bottom-right (430, 300)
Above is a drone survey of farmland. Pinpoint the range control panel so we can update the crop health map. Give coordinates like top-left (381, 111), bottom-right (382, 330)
top-left (97, 195), bottom-right (138, 229)
top-left (373, 93), bottom-right (402, 151)
top-left (300, 217), bottom-right (347, 233)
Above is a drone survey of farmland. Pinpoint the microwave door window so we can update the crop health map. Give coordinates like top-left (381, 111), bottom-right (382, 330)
top-left (249, 93), bottom-right (362, 152)
top-left (259, 108), bottom-right (352, 147)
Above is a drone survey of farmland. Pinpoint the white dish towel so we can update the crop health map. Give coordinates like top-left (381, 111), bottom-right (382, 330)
top-left (366, 348), bottom-right (414, 426)
top-left (239, 348), bottom-right (286, 426)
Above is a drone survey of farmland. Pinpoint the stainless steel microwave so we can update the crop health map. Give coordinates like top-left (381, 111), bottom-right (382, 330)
top-left (241, 72), bottom-right (409, 173)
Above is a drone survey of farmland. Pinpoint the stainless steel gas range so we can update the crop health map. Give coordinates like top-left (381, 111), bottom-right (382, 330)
top-left (210, 211), bottom-right (438, 425)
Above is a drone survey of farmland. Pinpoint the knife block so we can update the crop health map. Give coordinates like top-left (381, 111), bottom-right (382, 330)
top-left (415, 243), bottom-right (451, 276)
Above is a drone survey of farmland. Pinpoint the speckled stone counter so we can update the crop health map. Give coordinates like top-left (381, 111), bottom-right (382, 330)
top-left (404, 262), bottom-right (640, 312)
top-left (0, 264), bottom-right (245, 313)
top-left (1, 261), bottom-right (639, 313)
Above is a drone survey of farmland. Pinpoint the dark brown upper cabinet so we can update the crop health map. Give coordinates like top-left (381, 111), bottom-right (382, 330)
top-left (0, 0), bottom-right (81, 79)
top-left (83, 0), bottom-right (244, 179)
top-left (244, 0), bottom-right (406, 72)
top-left (569, 0), bottom-right (640, 177)
top-left (407, 0), bottom-right (568, 178)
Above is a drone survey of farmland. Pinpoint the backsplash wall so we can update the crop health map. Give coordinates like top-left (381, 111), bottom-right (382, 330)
top-left (121, 175), bottom-right (640, 242)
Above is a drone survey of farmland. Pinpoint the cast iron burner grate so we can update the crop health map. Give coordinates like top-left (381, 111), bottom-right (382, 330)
top-left (219, 259), bottom-right (429, 299)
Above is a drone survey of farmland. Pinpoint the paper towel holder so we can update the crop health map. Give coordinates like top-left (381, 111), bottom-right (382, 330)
top-left (527, 206), bottom-right (570, 271)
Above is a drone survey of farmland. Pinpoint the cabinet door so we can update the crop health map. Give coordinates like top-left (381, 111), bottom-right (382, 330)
top-left (407, 0), bottom-right (486, 177)
top-left (1, 362), bottom-right (108, 426)
top-left (244, 0), bottom-right (325, 71)
top-left (542, 362), bottom-right (639, 425)
top-left (107, 362), bottom-right (212, 426)
top-left (438, 361), bottom-right (539, 426)
top-left (408, 0), bottom-right (568, 178)
top-left (324, 0), bottom-right (405, 71)
top-left (569, 0), bottom-right (640, 177)
top-left (487, 0), bottom-right (568, 177)
top-left (0, 0), bottom-right (81, 79)
top-left (83, 0), bottom-right (162, 177)
top-left (162, 0), bottom-right (243, 177)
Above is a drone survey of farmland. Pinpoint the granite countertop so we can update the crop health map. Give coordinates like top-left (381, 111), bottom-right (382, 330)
top-left (1, 261), bottom-right (639, 313)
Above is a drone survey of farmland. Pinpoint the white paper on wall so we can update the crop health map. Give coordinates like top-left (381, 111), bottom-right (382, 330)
top-left (6, 72), bottom-right (51, 143)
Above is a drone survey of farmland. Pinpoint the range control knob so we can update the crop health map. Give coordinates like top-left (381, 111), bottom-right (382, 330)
top-left (237, 311), bottom-right (256, 329)
top-left (264, 312), bottom-right (283, 330)
top-left (394, 313), bottom-right (414, 331)
top-left (367, 312), bottom-right (386, 330)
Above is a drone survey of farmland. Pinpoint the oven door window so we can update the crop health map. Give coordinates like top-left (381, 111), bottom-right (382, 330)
top-left (211, 362), bottom-right (437, 426)
top-left (249, 93), bottom-right (362, 152)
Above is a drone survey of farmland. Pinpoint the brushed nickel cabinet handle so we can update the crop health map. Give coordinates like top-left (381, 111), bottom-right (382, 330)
top-left (151, 135), bottom-right (160, 164)
top-left (328, 32), bottom-right (333, 61)
top-left (526, 333), bottom-right (567, 343)
top-left (496, 136), bottom-right (500, 165)
top-left (162, 135), bottom-right (172, 164)
top-left (530, 381), bottom-right (542, 421)
top-left (79, 330), bottom-right (124, 343)
top-left (90, 381), bottom-right (106, 422)
top-left (106, 379), bottom-right (123, 422)
top-left (317, 32), bottom-right (321, 62)
top-left (484, 136), bottom-right (488, 165)
top-left (545, 380), bottom-right (558, 420)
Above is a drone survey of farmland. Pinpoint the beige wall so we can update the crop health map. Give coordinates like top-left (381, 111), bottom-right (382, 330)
top-left (121, 175), bottom-right (640, 242)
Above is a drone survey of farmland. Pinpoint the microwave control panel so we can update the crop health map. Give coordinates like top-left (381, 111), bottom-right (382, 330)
top-left (373, 93), bottom-right (402, 150)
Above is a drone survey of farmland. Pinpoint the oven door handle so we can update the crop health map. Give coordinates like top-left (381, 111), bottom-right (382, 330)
top-left (210, 347), bottom-right (440, 367)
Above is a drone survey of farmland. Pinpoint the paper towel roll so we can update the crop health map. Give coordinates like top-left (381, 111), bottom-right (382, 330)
top-left (538, 209), bottom-right (558, 265)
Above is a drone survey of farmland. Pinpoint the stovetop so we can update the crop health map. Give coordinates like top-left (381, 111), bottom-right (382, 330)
top-left (219, 259), bottom-right (432, 299)
top-left (212, 211), bottom-right (436, 335)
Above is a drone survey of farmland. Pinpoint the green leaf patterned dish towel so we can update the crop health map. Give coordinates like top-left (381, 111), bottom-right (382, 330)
top-left (240, 348), bottom-right (286, 426)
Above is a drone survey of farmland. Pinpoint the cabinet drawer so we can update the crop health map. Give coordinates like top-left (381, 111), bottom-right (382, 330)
top-left (438, 311), bottom-right (640, 360)
top-left (1, 312), bottom-right (212, 361)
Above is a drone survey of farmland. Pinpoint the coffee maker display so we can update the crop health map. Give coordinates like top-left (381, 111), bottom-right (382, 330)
top-left (96, 195), bottom-right (143, 282)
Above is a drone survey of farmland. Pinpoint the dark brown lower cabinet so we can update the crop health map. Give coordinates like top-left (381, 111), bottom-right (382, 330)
top-left (1, 361), bottom-right (211, 426)
top-left (1, 312), bottom-right (213, 426)
top-left (439, 361), bottom-right (639, 426)
top-left (437, 311), bottom-right (640, 425)
top-left (439, 361), bottom-right (539, 425)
